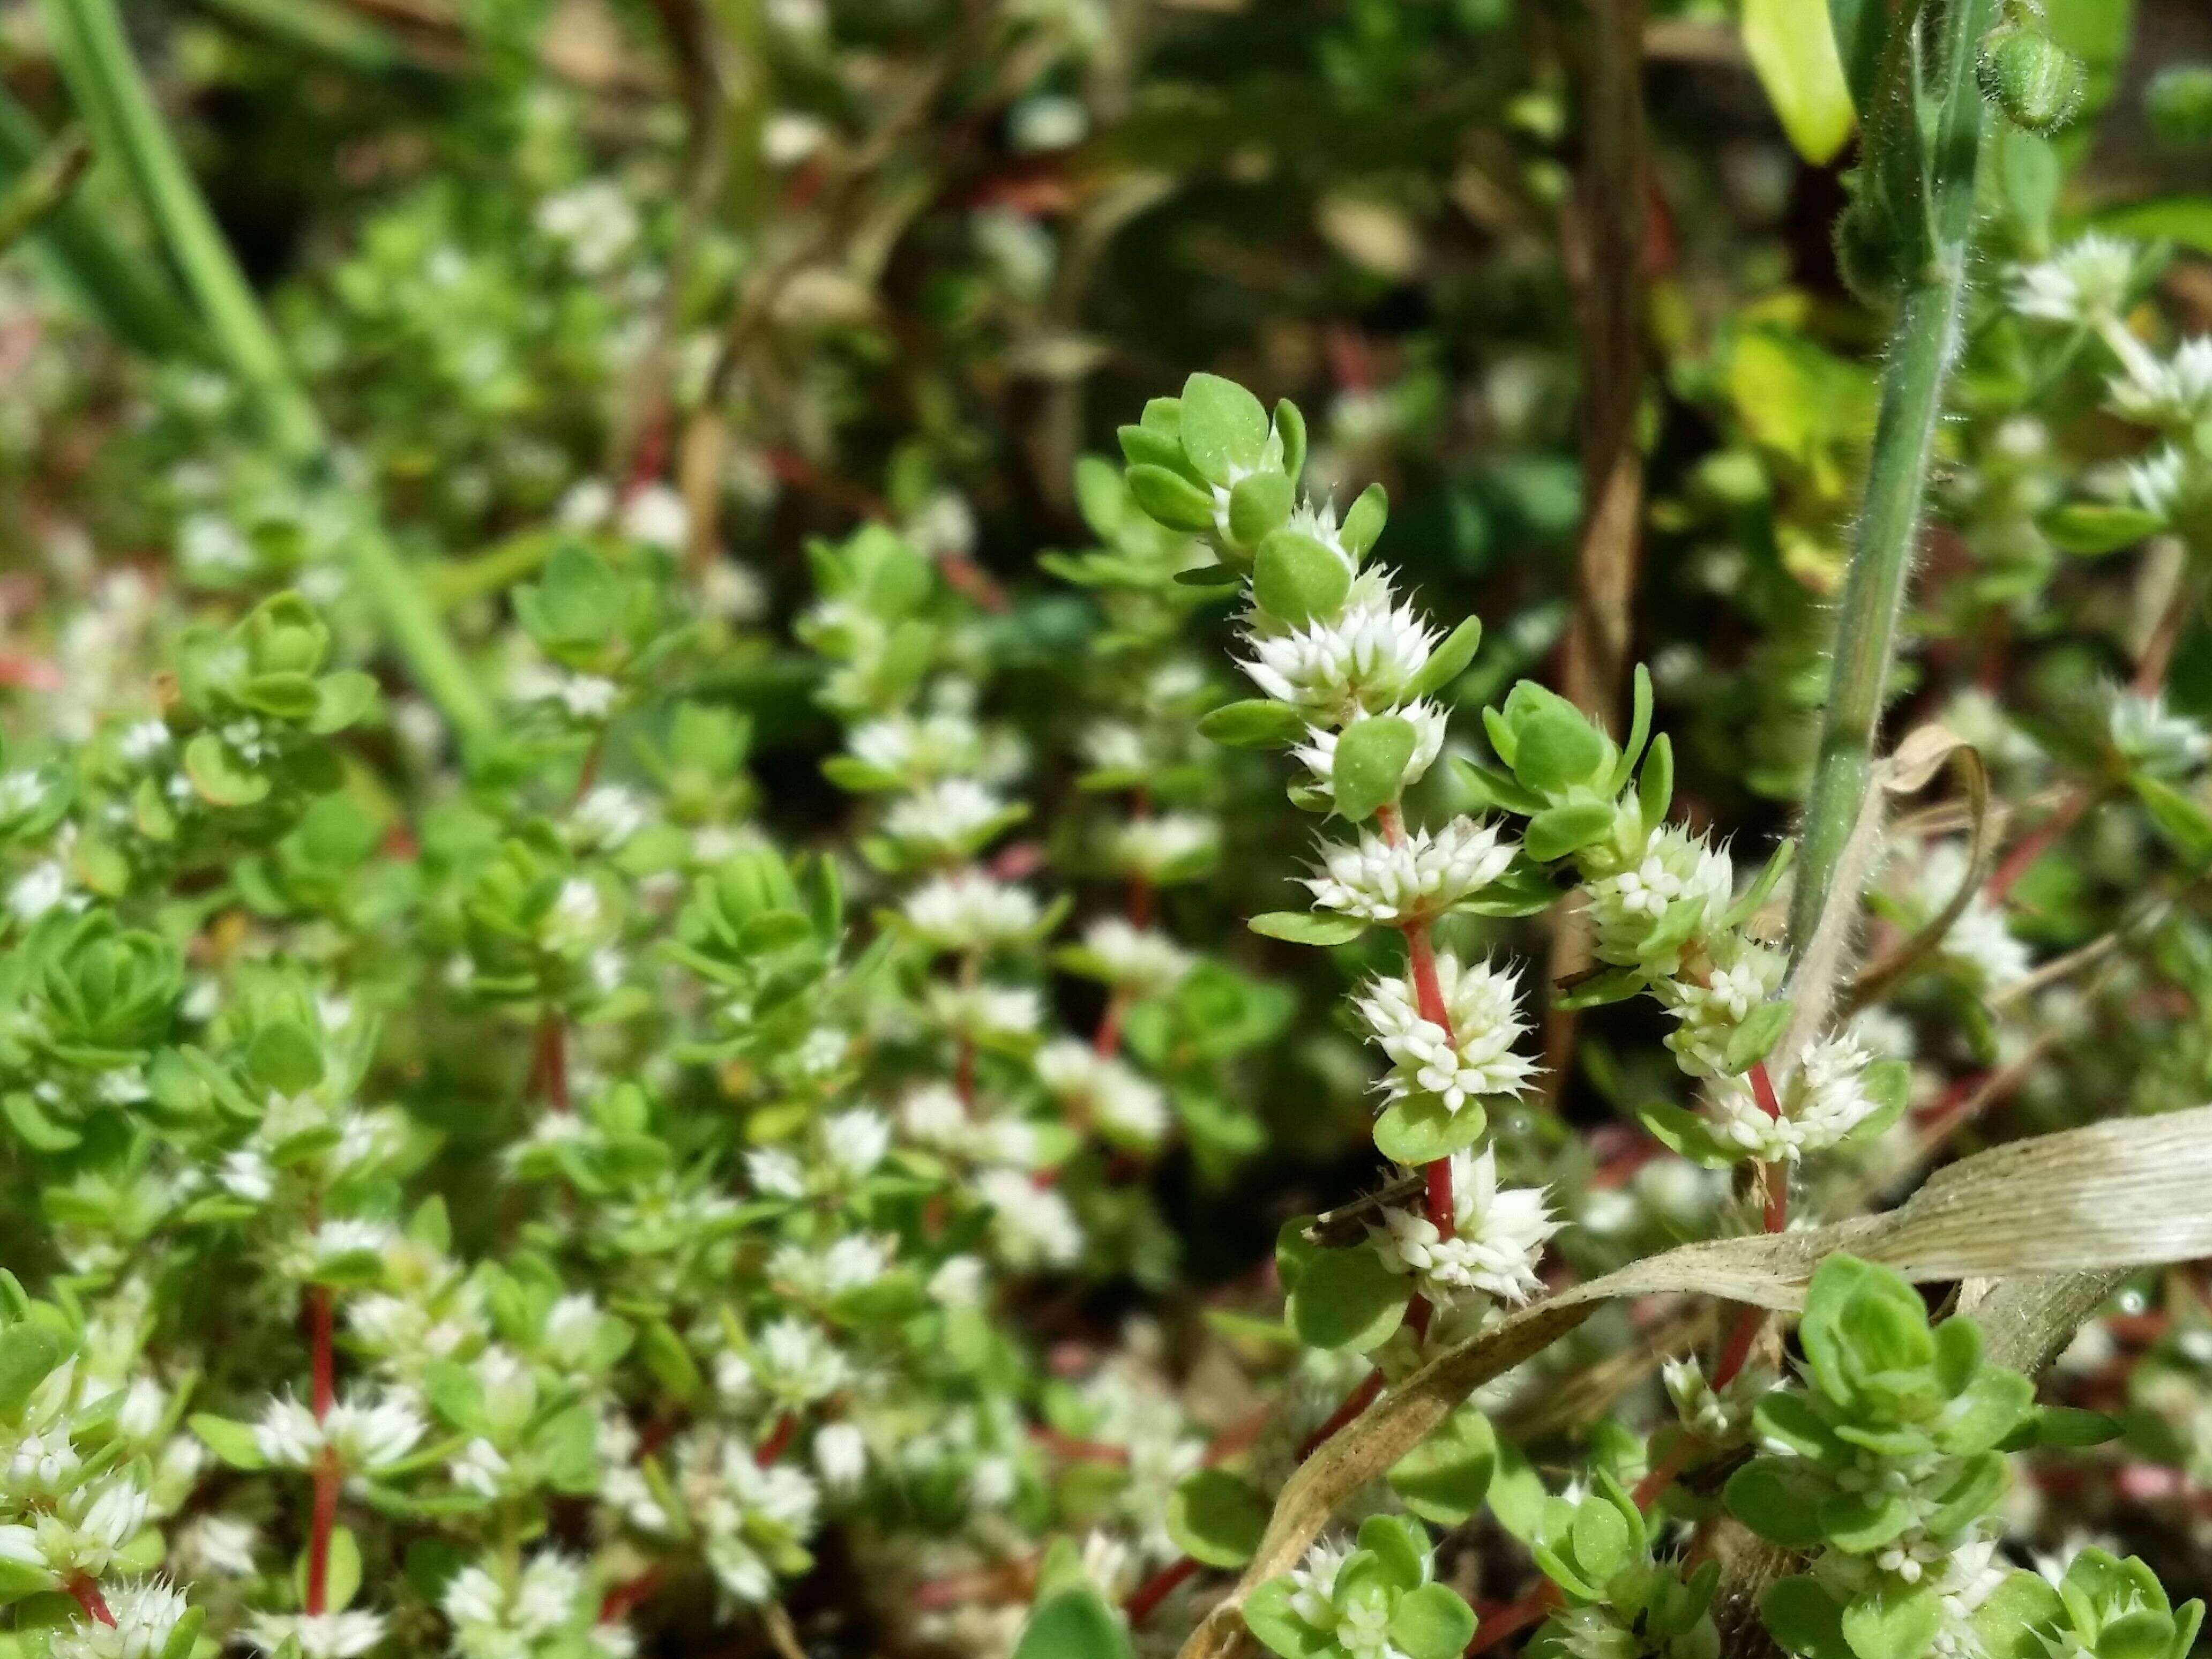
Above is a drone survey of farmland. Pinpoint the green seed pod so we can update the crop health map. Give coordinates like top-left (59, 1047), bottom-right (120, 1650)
top-left (1977, 25), bottom-right (2086, 134)
top-left (2147, 64), bottom-right (2212, 147)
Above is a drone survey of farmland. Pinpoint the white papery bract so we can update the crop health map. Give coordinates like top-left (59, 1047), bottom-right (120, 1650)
top-left (1660, 939), bottom-right (1786, 1079)
top-left (1586, 826), bottom-right (1734, 970)
top-left (880, 779), bottom-right (1010, 860)
top-left (1367, 1147), bottom-right (1559, 1308)
top-left (1912, 841), bottom-right (2030, 993)
top-left (47, 1579), bottom-right (189, 1659)
top-left (1352, 953), bottom-right (1537, 1113)
top-left (2107, 691), bottom-right (2211, 779)
top-left (1701, 1035), bottom-right (1883, 1162)
top-left (2008, 234), bottom-right (2136, 325)
top-left (1240, 569), bottom-right (1435, 721)
top-left (977, 1167), bottom-right (1083, 1268)
top-left (1079, 917), bottom-right (1194, 997)
top-left (252, 1389), bottom-right (425, 1473)
top-left (1290, 701), bottom-right (1448, 806)
top-left (2108, 336), bottom-right (2212, 430)
top-left (243, 1612), bottom-right (389, 1659)
top-left (902, 872), bottom-right (1042, 952)
top-left (1109, 812), bottom-right (1219, 883)
top-left (1304, 816), bottom-right (1515, 925)
top-left (1034, 1039), bottom-right (1169, 1146)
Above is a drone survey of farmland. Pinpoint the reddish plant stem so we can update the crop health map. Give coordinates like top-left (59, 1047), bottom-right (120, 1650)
top-left (1123, 1555), bottom-right (1201, 1626)
top-left (1468, 1586), bottom-right (1561, 1654)
top-left (1094, 990), bottom-right (1128, 1060)
top-left (1630, 1434), bottom-right (1701, 1509)
top-left (1986, 787), bottom-right (2096, 903)
top-left (754, 1412), bottom-right (799, 1468)
top-left (597, 1567), bottom-right (664, 1624)
top-left (1297, 1367), bottom-right (1387, 1460)
top-left (68, 1578), bottom-right (115, 1626)
top-left (532, 1011), bottom-right (571, 1113)
top-left (1030, 1426), bottom-right (1130, 1464)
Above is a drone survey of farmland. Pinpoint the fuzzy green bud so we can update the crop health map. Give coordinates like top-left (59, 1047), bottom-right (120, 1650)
top-left (1977, 25), bottom-right (2086, 133)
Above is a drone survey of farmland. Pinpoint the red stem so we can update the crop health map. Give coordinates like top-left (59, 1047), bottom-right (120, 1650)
top-left (1123, 1555), bottom-right (1201, 1625)
top-left (68, 1579), bottom-right (115, 1627)
top-left (754, 1413), bottom-right (799, 1467)
top-left (1380, 806), bottom-right (1458, 1240)
top-left (597, 1567), bottom-right (663, 1623)
top-left (1297, 1367), bottom-right (1386, 1459)
top-left (1986, 787), bottom-right (2095, 902)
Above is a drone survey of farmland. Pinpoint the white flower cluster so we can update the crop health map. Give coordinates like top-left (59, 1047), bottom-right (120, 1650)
top-left (1352, 953), bottom-right (1538, 1115)
top-left (1034, 1039), bottom-right (1170, 1147)
top-left (1366, 1147), bottom-right (1560, 1309)
top-left (1305, 816), bottom-right (1514, 925)
top-left (1700, 1035), bottom-right (1887, 1162)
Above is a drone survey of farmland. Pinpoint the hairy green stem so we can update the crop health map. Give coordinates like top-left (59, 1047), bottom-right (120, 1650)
top-left (39, 0), bottom-right (497, 758)
top-left (1787, 0), bottom-right (1996, 955)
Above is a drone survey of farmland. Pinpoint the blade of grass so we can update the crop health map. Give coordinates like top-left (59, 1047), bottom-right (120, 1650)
top-left (39, 0), bottom-right (496, 758)
top-left (0, 87), bottom-right (205, 357)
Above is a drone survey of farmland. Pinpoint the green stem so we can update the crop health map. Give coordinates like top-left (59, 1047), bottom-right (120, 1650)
top-left (0, 87), bottom-right (204, 358)
top-left (40, 0), bottom-right (497, 758)
top-left (1788, 0), bottom-right (1996, 955)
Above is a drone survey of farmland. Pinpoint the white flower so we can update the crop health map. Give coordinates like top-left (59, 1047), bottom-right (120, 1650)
top-left (1079, 917), bottom-right (1194, 996)
top-left (2009, 235), bottom-right (2136, 325)
top-left (1291, 700), bottom-right (1449, 809)
top-left (116, 721), bottom-right (171, 765)
top-left (902, 872), bottom-right (1041, 951)
top-left (1662, 1356), bottom-right (1772, 1445)
top-left (753, 1318), bottom-right (850, 1405)
top-left (1305, 816), bottom-right (1516, 924)
top-left (50, 1579), bottom-right (190, 1659)
top-left (1352, 953), bottom-right (1538, 1113)
top-left (928, 980), bottom-right (1043, 1041)
top-left (1034, 1040), bottom-right (1169, 1146)
top-left (813, 1423), bottom-right (867, 1491)
top-left (1242, 568), bottom-right (1436, 720)
top-left (176, 1513), bottom-right (258, 1577)
top-left (1080, 721), bottom-right (1148, 774)
top-left (1110, 813), bottom-right (1218, 881)
top-left (453, 1437), bottom-right (510, 1496)
top-left (847, 711), bottom-right (988, 782)
top-left (9, 862), bottom-right (68, 921)
top-left (929, 1255), bottom-right (987, 1306)
top-left (2108, 336), bottom-right (2212, 429)
top-left (535, 181), bottom-right (639, 276)
top-left (555, 674), bottom-right (619, 722)
top-left (2108, 691), bottom-right (2209, 779)
top-left (2127, 445), bottom-right (2190, 520)
top-left (978, 1168), bottom-right (1083, 1268)
top-left (1586, 828), bottom-right (1733, 969)
top-left (255, 1389), bottom-right (425, 1472)
top-left (1660, 941), bottom-right (1787, 1079)
top-left (882, 779), bottom-right (1008, 856)
top-left (572, 785), bottom-right (648, 849)
top-left (241, 1610), bottom-right (389, 1659)
top-left (1367, 1147), bottom-right (1560, 1307)
top-left (821, 1108), bottom-right (892, 1179)
top-left (772, 1234), bottom-right (892, 1298)
top-left (1701, 1034), bottom-right (1885, 1162)
top-left (745, 1147), bottom-right (806, 1199)
top-left (898, 1084), bottom-right (970, 1150)
top-left (620, 484), bottom-right (688, 551)
top-left (1913, 841), bottom-right (2030, 992)
top-left (1282, 1539), bottom-right (1353, 1632)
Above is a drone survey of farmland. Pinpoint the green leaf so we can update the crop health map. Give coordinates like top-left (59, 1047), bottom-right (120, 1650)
top-left (0, 1325), bottom-right (69, 1417)
top-left (183, 731), bottom-right (271, 807)
top-left (1764, 1576), bottom-right (1854, 1659)
top-left (2132, 776), bottom-right (2212, 868)
top-left (1388, 1404), bottom-right (1497, 1526)
top-left (1229, 472), bottom-right (1294, 548)
top-left (1168, 1469), bottom-right (1271, 1568)
top-left (1288, 1245), bottom-right (1411, 1352)
top-left (1389, 1584), bottom-right (1478, 1659)
top-left (1840, 1580), bottom-right (1941, 1659)
top-left (1971, 1574), bottom-right (2066, 1659)
top-left (1179, 373), bottom-right (1269, 486)
top-left (1744, 0), bottom-right (1856, 162)
top-left (1249, 911), bottom-right (1366, 946)
top-left (1722, 1000), bottom-right (1793, 1074)
top-left (1013, 1588), bottom-right (1132, 1659)
top-left (1126, 465), bottom-right (1216, 533)
top-left (1340, 483), bottom-right (1389, 559)
top-left (248, 1020), bottom-right (325, 1095)
top-left (1246, 1578), bottom-right (1333, 1659)
top-left (2043, 503), bottom-right (2165, 554)
top-left (2, 1092), bottom-right (80, 1153)
top-left (1522, 800), bottom-right (1615, 863)
top-left (1724, 1459), bottom-right (1829, 1549)
top-left (2090, 195), bottom-right (2212, 255)
top-left (1570, 1493), bottom-right (1633, 1585)
top-left (1252, 530), bottom-right (1351, 626)
top-left (1333, 716), bottom-right (1417, 822)
top-left (1407, 617), bottom-right (1482, 702)
top-left (1512, 704), bottom-right (1610, 795)
top-left (310, 669), bottom-right (379, 734)
top-left (189, 1412), bottom-right (268, 1470)
top-left (1199, 700), bottom-right (1310, 749)
top-left (1373, 1096), bottom-right (1488, 1165)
